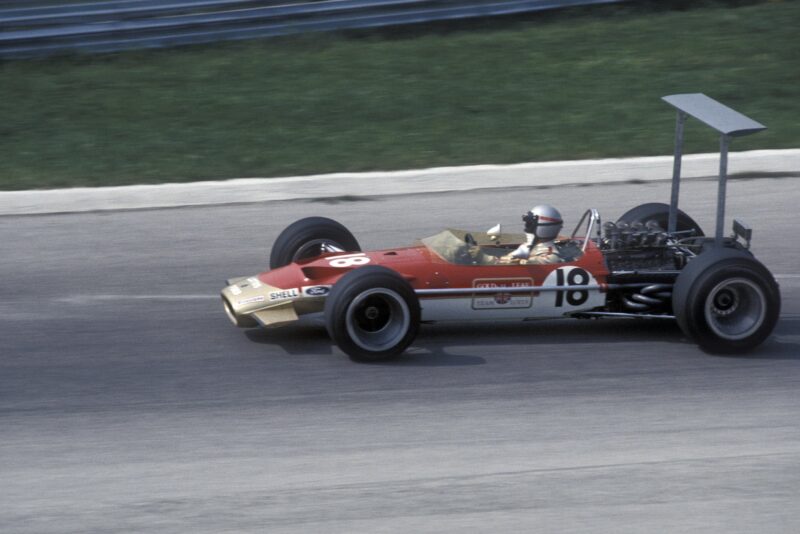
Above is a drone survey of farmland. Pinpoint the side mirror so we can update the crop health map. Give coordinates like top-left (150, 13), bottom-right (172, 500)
top-left (487, 223), bottom-right (502, 240)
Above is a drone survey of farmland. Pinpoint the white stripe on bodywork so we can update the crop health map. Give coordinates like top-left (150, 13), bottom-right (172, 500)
top-left (247, 277), bottom-right (262, 289)
top-left (421, 267), bottom-right (605, 322)
top-left (420, 292), bottom-right (605, 322)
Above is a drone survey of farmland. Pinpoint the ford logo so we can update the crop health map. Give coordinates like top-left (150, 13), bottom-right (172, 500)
top-left (305, 286), bottom-right (330, 296)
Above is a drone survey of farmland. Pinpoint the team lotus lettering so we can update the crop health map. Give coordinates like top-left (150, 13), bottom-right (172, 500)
top-left (269, 288), bottom-right (300, 301)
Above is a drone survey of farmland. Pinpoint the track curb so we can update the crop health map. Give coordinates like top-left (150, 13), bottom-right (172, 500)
top-left (1, 149), bottom-right (798, 216)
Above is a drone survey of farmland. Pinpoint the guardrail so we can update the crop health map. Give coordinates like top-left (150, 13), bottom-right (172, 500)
top-left (0, 0), bottom-right (625, 58)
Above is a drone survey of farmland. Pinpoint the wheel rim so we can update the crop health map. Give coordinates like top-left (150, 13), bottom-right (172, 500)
top-left (345, 288), bottom-right (410, 352)
top-left (292, 239), bottom-right (343, 262)
top-left (704, 277), bottom-right (766, 341)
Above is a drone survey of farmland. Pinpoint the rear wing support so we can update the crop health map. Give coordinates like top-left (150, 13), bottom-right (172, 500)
top-left (662, 93), bottom-right (766, 247)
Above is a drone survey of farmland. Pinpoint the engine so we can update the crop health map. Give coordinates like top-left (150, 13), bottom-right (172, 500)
top-left (600, 220), bottom-right (685, 271)
top-left (600, 220), bottom-right (687, 314)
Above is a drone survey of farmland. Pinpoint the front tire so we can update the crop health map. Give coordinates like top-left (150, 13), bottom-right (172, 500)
top-left (270, 217), bottom-right (360, 269)
top-left (325, 266), bottom-right (420, 362)
top-left (672, 248), bottom-right (780, 353)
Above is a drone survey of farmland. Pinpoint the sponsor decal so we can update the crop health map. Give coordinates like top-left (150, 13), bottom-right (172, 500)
top-left (269, 288), bottom-right (300, 301)
top-left (302, 285), bottom-right (331, 297)
top-left (238, 295), bottom-right (265, 305)
top-left (471, 278), bottom-right (534, 310)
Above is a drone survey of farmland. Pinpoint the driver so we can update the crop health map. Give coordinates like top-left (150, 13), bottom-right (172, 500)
top-left (499, 204), bottom-right (566, 264)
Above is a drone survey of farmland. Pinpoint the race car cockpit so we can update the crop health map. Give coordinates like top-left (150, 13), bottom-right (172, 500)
top-left (421, 228), bottom-right (584, 266)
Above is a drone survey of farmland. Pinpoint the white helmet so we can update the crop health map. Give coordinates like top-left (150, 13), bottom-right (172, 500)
top-left (523, 204), bottom-right (563, 241)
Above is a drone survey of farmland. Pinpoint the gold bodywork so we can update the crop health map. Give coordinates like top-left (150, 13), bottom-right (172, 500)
top-left (221, 276), bottom-right (327, 328)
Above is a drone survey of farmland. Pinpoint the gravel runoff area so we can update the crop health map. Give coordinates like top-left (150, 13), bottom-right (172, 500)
top-left (0, 149), bottom-right (798, 216)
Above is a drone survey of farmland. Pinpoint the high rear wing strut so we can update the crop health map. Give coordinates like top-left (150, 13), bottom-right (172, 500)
top-left (662, 93), bottom-right (766, 246)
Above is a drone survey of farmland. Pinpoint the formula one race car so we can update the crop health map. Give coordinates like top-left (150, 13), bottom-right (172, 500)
top-left (221, 94), bottom-right (780, 361)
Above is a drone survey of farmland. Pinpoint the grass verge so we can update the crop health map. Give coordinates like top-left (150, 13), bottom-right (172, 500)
top-left (1, 0), bottom-right (798, 190)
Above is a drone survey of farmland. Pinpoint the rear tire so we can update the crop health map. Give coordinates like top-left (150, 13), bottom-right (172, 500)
top-left (270, 217), bottom-right (360, 269)
top-left (618, 202), bottom-right (704, 236)
top-left (672, 248), bottom-right (780, 353)
top-left (325, 266), bottom-right (420, 362)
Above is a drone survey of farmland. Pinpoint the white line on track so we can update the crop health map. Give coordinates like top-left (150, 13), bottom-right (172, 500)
top-left (56, 275), bottom-right (799, 304)
top-left (57, 294), bottom-right (218, 304)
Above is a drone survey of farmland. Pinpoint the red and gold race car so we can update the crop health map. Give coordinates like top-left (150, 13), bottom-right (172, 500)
top-left (221, 94), bottom-right (781, 361)
top-left (221, 204), bottom-right (779, 361)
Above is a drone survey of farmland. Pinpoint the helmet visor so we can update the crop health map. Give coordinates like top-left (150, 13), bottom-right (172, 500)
top-left (523, 211), bottom-right (562, 234)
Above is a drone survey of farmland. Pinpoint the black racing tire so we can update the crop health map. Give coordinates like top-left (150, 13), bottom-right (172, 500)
top-left (324, 266), bottom-right (420, 362)
top-left (270, 217), bottom-right (360, 269)
top-left (618, 202), bottom-right (704, 236)
top-left (672, 248), bottom-right (780, 354)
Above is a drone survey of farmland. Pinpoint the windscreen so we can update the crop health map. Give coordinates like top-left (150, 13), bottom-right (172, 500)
top-left (421, 229), bottom-right (472, 265)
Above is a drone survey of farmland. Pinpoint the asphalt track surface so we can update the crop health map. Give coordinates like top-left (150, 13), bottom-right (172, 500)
top-left (3, 176), bottom-right (799, 533)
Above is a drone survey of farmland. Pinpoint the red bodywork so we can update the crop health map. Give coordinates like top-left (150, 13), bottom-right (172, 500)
top-left (259, 239), bottom-right (609, 297)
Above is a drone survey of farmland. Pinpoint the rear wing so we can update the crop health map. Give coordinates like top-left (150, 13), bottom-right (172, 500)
top-left (662, 93), bottom-right (766, 246)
